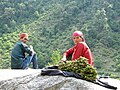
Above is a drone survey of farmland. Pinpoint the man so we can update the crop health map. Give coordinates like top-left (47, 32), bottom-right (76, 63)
top-left (61, 31), bottom-right (94, 66)
top-left (11, 33), bottom-right (38, 69)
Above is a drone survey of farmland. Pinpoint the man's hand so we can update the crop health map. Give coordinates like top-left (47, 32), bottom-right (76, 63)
top-left (30, 45), bottom-right (35, 54)
top-left (30, 45), bottom-right (33, 49)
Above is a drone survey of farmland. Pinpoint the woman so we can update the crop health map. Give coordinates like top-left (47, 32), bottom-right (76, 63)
top-left (61, 31), bottom-right (94, 66)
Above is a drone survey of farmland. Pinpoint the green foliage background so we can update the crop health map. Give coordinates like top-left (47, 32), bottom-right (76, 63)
top-left (0, 0), bottom-right (120, 78)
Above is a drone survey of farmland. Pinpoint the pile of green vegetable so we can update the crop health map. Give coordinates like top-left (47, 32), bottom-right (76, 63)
top-left (58, 57), bottom-right (98, 81)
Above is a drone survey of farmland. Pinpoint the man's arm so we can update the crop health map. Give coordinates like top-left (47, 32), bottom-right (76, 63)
top-left (21, 43), bottom-right (33, 55)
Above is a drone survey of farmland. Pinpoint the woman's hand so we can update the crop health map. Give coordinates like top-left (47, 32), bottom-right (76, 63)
top-left (61, 55), bottom-right (67, 63)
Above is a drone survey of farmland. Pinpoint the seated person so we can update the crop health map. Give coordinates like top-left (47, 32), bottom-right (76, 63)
top-left (61, 31), bottom-right (94, 66)
top-left (11, 33), bottom-right (38, 69)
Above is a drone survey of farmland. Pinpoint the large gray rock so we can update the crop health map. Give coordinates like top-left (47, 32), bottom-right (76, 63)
top-left (0, 69), bottom-right (119, 90)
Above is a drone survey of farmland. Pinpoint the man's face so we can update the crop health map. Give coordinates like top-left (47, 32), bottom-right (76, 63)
top-left (21, 36), bottom-right (28, 43)
top-left (73, 36), bottom-right (82, 44)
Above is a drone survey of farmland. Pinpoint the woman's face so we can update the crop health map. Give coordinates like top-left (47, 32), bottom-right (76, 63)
top-left (73, 36), bottom-right (82, 44)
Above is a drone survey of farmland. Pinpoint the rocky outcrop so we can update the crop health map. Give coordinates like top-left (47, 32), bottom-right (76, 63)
top-left (0, 69), bottom-right (119, 90)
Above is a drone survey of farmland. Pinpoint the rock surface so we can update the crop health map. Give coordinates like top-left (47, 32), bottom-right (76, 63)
top-left (0, 69), bottom-right (119, 90)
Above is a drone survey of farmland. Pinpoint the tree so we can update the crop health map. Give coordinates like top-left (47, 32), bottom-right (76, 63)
top-left (47, 49), bottom-right (62, 66)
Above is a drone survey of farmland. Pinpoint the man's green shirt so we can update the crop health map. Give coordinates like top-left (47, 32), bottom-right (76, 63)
top-left (11, 41), bottom-right (32, 69)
